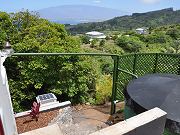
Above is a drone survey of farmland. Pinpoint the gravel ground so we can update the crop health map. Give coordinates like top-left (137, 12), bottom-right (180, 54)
top-left (50, 105), bottom-right (113, 135)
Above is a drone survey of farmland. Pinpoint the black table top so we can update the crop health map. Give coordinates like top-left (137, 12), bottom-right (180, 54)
top-left (127, 73), bottom-right (180, 123)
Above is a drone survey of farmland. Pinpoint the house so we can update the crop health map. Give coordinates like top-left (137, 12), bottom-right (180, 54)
top-left (85, 31), bottom-right (106, 39)
top-left (136, 28), bottom-right (148, 34)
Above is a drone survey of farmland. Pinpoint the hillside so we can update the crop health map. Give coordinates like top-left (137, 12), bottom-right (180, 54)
top-left (37, 5), bottom-right (127, 25)
top-left (67, 8), bottom-right (180, 34)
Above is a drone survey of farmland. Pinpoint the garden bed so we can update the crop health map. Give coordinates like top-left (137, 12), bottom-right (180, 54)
top-left (16, 109), bottom-right (60, 134)
top-left (16, 102), bottom-right (124, 135)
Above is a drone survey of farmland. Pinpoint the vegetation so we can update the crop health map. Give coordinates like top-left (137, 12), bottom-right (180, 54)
top-left (1, 9), bottom-right (180, 112)
top-left (30, 102), bottom-right (40, 121)
top-left (95, 75), bottom-right (112, 104)
top-left (67, 8), bottom-right (180, 34)
top-left (115, 36), bottom-right (144, 53)
top-left (99, 40), bottom-right (105, 47)
top-left (0, 11), bottom-right (106, 112)
top-left (80, 35), bottom-right (90, 44)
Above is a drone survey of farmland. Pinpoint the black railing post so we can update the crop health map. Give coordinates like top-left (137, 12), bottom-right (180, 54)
top-left (177, 55), bottom-right (180, 75)
top-left (153, 53), bottom-right (159, 73)
top-left (111, 55), bottom-right (119, 115)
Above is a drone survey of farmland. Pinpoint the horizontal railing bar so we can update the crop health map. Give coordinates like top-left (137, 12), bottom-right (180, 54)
top-left (158, 53), bottom-right (180, 57)
top-left (118, 68), bottom-right (138, 79)
top-left (119, 53), bottom-right (180, 57)
top-left (118, 53), bottom-right (157, 58)
top-left (13, 53), bottom-right (180, 57)
top-left (13, 53), bottom-right (118, 57)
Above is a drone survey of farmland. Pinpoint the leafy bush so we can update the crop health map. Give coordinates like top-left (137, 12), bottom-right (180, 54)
top-left (116, 36), bottom-right (144, 53)
top-left (104, 43), bottom-right (124, 55)
top-left (145, 32), bottom-right (171, 44)
top-left (95, 75), bottom-right (112, 104)
top-left (99, 40), bottom-right (105, 47)
top-left (80, 35), bottom-right (90, 44)
top-left (90, 39), bottom-right (98, 48)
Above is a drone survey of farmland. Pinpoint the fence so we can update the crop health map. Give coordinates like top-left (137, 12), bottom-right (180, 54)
top-left (111, 53), bottom-right (180, 114)
top-left (6, 53), bottom-right (180, 115)
top-left (6, 53), bottom-right (118, 112)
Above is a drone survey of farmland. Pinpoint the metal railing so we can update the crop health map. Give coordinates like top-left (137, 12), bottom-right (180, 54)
top-left (6, 53), bottom-right (180, 114)
top-left (111, 53), bottom-right (180, 114)
top-left (8, 53), bottom-right (119, 113)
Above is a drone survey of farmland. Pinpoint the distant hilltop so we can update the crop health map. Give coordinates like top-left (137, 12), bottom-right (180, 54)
top-left (132, 8), bottom-right (174, 17)
top-left (37, 5), bottom-right (128, 25)
top-left (66, 8), bottom-right (180, 34)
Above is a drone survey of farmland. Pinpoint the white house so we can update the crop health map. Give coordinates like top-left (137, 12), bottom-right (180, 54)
top-left (86, 31), bottom-right (106, 39)
top-left (136, 28), bottom-right (147, 34)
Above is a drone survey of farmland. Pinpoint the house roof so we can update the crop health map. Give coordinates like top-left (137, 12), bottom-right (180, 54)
top-left (136, 28), bottom-right (144, 31)
top-left (86, 31), bottom-right (104, 36)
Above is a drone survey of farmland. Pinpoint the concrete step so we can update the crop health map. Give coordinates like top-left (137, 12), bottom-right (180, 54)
top-left (19, 124), bottom-right (62, 135)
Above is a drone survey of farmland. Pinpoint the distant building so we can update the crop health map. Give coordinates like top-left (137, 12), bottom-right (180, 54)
top-left (86, 31), bottom-right (106, 39)
top-left (136, 28), bottom-right (148, 34)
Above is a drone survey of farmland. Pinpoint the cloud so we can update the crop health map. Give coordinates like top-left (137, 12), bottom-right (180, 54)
top-left (93, 0), bottom-right (101, 3)
top-left (139, 0), bottom-right (161, 4)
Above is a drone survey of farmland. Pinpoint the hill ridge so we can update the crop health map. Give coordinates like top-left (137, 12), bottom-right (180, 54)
top-left (37, 5), bottom-right (128, 25)
top-left (67, 8), bottom-right (180, 34)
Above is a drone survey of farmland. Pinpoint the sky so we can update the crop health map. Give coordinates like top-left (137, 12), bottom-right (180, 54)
top-left (0, 0), bottom-right (180, 13)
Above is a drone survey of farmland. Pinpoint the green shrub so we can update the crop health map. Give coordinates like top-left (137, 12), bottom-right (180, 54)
top-left (95, 75), bottom-right (112, 104)
top-left (99, 40), bottom-right (105, 47)
top-left (80, 35), bottom-right (90, 44)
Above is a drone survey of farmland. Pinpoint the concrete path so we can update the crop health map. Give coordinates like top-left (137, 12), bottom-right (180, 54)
top-left (20, 124), bottom-right (62, 135)
top-left (50, 106), bottom-right (110, 135)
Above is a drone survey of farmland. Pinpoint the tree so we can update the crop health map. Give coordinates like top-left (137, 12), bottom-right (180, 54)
top-left (166, 28), bottom-right (180, 40)
top-left (0, 12), bottom-right (16, 46)
top-left (3, 11), bottom-right (97, 112)
top-left (90, 39), bottom-right (98, 48)
top-left (11, 10), bottom-right (40, 32)
top-left (116, 36), bottom-right (144, 53)
top-left (80, 35), bottom-right (90, 44)
top-left (170, 39), bottom-right (180, 53)
top-left (99, 40), bottom-right (105, 47)
top-left (145, 32), bottom-right (171, 44)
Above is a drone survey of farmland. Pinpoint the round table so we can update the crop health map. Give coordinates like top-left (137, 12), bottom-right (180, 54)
top-left (125, 73), bottom-right (180, 134)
